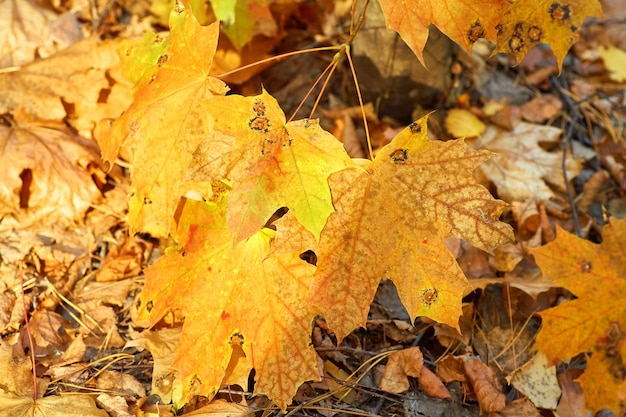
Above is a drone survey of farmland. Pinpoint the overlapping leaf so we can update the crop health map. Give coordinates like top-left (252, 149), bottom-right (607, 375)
top-left (136, 194), bottom-right (321, 410)
top-left (97, 3), bottom-right (227, 237)
top-left (196, 89), bottom-right (355, 242)
top-left (532, 218), bottom-right (626, 415)
top-left (311, 117), bottom-right (514, 340)
top-left (378, 0), bottom-right (508, 66)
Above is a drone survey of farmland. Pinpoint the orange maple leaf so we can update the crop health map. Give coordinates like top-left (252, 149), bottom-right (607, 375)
top-left (532, 217), bottom-right (626, 415)
top-left (493, 0), bottom-right (603, 71)
top-left (97, 2), bottom-right (227, 238)
top-left (378, 0), bottom-right (508, 66)
top-left (136, 194), bottom-right (321, 410)
top-left (196, 89), bottom-right (355, 242)
top-left (311, 116), bottom-right (514, 340)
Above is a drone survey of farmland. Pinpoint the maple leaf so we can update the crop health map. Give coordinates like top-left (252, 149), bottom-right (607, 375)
top-left (97, 1), bottom-right (227, 238)
top-left (531, 217), bottom-right (626, 415)
top-left (136, 194), bottom-right (320, 410)
top-left (378, 0), bottom-right (508, 67)
top-left (467, 122), bottom-right (582, 202)
top-left (0, 115), bottom-right (103, 230)
top-left (493, 0), bottom-right (603, 71)
top-left (195, 89), bottom-right (355, 242)
top-left (311, 116), bottom-right (514, 340)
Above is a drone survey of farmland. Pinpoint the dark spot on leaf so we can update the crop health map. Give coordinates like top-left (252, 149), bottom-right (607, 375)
top-left (467, 21), bottom-right (486, 43)
top-left (143, 196), bottom-right (152, 204)
top-left (249, 116), bottom-right (270, 132)
top-left (173, 1), bottom-right (185, 14)
top-left (146, 300), bottom-right (154, 313)
top-left (549, 3), bottom-right (570, 21)
top-left (409, 122), bottom-right (422, 134)
top-left (136, 299), bottom-right (142, 309)
top-left (221, 311), bottom-right (230, 320)
top-left (390, 149), bottom-right (408, 163)
top-left (181, 249), bottom-right (187, 257)
top-left (252, 100), bottom-right (266, 116)
top-left (581, 261), bottom-right (592, 273)
top-left (496, 23), bottom-right (503, 35)
top-left (528, 25), bottom-right (542, 42)
top-left (232, 333), bottom-right (244, 346)
top-left (157, 54), bottom-right (169, 67)
top-left (509, 36), bottom-right (524, 52)
top-left (421, 288), bottom-right (439, 306)
top-left (570, 25), bottom-right (577, 32)
top-left (514, 22), bottom-right (525, 36)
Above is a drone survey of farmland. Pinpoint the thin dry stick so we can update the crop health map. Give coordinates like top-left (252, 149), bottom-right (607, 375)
top-left (216, 46), bottom-right (341, 79)
top-left (551, 75), bottom-right (582, 237)
top-left (19, 263), bottom-right (38, 400)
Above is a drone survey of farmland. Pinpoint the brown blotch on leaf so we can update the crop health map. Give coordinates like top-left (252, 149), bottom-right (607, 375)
top-left (146, 300), bottom-right (154, 313)
top-left (421, 288), bottom-right (439, 306)
top-left (549, 3), bottom-right (571, 21)
top-left (514, 22), bottom-right (525, 36)
top-left (581, 261), bottom-right (592, 273)
top-left (409, 122), bottom-right (422, 134)
top-left (157, 54), bottom-right (169, 67)
top-left (496, 23), bottom-right (503, 35)
top-left (528, 25), bottom-right (543, 42)
top-left (143, 196), bottom-right (152, 205)
top-left (570, 25), bottom-right (577, 32)
top-left (249, 116), bottom-right (270, 132)
top-left (509, 36), bottom-right (524, 52)
top-left (390, 149), bottom-right (408, 163)
top-left (252, 100), bottom-right (266, 116)
top-left (467, 21), bottom-right (486, 44)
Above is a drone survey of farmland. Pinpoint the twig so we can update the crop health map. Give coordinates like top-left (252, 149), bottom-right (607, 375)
top-left (550, 74), bottom-right (582, 237)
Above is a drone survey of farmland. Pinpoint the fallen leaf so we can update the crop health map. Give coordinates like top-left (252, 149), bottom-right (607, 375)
top-left (463, 357), bottom-right (506, 413)
top-left (445, 109), bottom-right (486, 138)
top-left (136, 195), bottom-right (320, 410)
top-left (197, 89), bottom-right (355, 241)
top-left (531, 217), bottom-right (626, 415)
top-left (468, 122), bottom-right (582, 202)
top-left (508, 351), bottom-right (561, 409)
top-left (0, 37), bottom-right (132, 136)
top-left (378, 0), bottom-right (508, 67)
top-left (184, 399), bottom-right (248, 416)
top-left (0, 117), bottom-right (104, 230)
top-left (556, 368), bottom-right (592, 417)
top-left (493, 0), bottom-right (603, 71)
top-left (599, 45), bottom-right (626, 82)
top-left (97, 4), bottom-right (228, 238)
top-left (0, 393), bottom-right (109, 417)
top-left (312, 116), bottom-right (513, 340)
top-left (380, 347), bottom-right (424, 394)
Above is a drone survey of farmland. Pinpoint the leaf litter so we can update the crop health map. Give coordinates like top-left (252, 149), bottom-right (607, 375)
top-left (1, 0), bottom-right (625, 416)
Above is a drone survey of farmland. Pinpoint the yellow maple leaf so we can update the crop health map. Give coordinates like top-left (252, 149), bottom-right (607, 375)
top-left (311, 116), bottom-right (514, 340)
top-left (196, 89), bottom-right (355, 242)
top-left (97, 2), bottom-right (228, 238)
top-left (531, 217), bottom-right (626, 415)
top-left (378, 0), bottom-right (508, 67)
top-left (136, 194), bottom-right (321, 410)
top-left (493, 0), bottom-right (603, 71)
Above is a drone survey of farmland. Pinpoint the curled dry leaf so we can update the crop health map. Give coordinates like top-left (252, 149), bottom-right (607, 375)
top-left (463, 358), bottom-right (506, 413)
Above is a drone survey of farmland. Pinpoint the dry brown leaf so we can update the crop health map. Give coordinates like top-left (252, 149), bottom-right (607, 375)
top-left (95, 237), bottom-right (147, 282)
top-left (0, 0), bottom-right (82, 67)
top-left (0, 340), bottom-right (33, 397)
top-left (463, 358), bottom-right (506, 413)
top-left (418, 366), bottom-right (451, 399)
top-left (96, 370), bottom-right (145, 398)
top-left (0, 117), bottom-right (104, 231)
top-left (556, 368), bottom-right (592, 417)
top-left (184, 399), bottom-right (248, 416)
top-left (380, 347), bottom-right (424, 393)
top-left (0, 392), bottom-right (109, 417)
top-left (468, 122), bottom-right (582, 202)
top-left (520, 95), bottom-right (562, 123)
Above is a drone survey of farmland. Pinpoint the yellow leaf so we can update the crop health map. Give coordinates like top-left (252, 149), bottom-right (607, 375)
top-left (311, 116), bottom-right (513, 340)
top-left (531, 218), bottom-right (626, 415)
top-left (137, 195), bottom-right (321, 411)
top-left (493, 0), bottom-right (603, 72)
top-left (445, 109), bottom-right (486, 138)
top-left (378, 0), bottom-right (508, 67)
top-left (599, 45), bottom-right (626, 82)
top-left (98, 3), bottom-right (228, 237)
